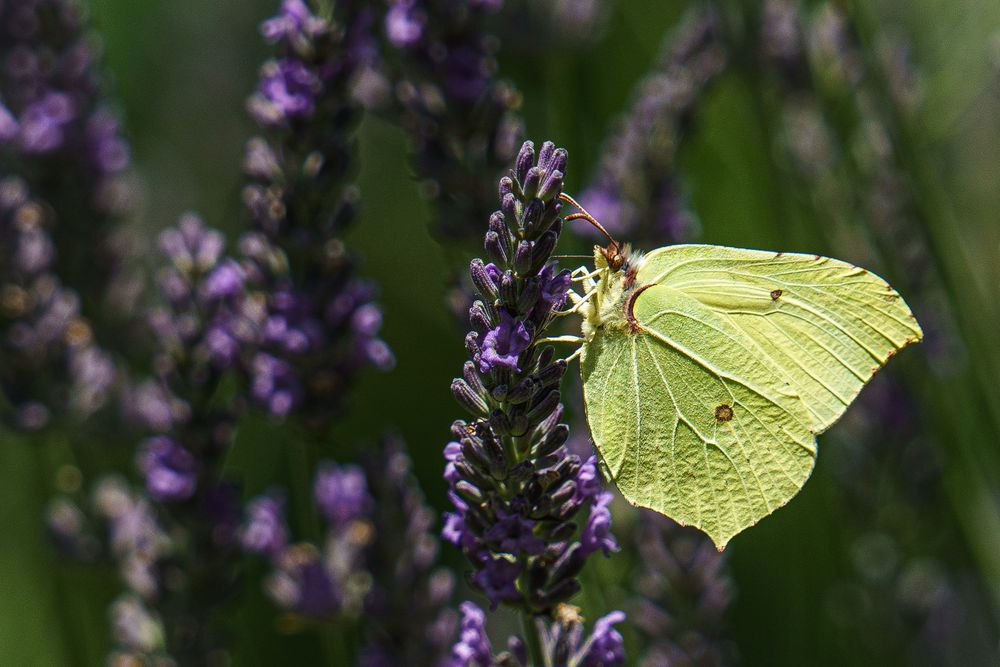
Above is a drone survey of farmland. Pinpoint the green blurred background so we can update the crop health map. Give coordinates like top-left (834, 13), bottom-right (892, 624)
top-left (2, 0), bottom-right (999, 664)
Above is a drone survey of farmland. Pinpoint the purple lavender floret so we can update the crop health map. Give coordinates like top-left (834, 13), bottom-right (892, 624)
top-left (314, 463), bottom-right (371, 525)
top-left (479, 310), bottom-right (531, 373)
top-left (137, 436), bottom-right (197, 502)
top-left (241, 495), bottom-right (289, 558)
top-left (443, 141), bottom-right (618, 619)
top-left (449, 602), bottom-right (493, 666)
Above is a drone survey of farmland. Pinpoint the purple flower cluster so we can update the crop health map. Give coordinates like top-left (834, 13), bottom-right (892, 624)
top-left (0, 0), bottom-right (132, 321)
top-left (241, 464), bottom-right (369, 618)
top-left (370, 0), bottom-right (524, 244)
top-left (443, 140), bottom-right (621, 624)
top-left (449, 601), bottom-right (625, 666)
top-left (240, 0), bottom-right (392, 428)
top-left (0, 177), bottom-right (115, 430)
top-left (580, 9), bottom-right (726, 243)
top-left (242, 439), bottom-right (456, 666)
top-left (632, 512), bottom-right (735, 666)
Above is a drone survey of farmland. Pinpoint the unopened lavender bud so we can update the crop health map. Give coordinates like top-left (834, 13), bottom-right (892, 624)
top-left (504, 377), bottom-right (532, 405)
top-left (463, 361), bottom-right (488, 396)
top-left (465, 331), bottom-right (481, 358)
top-left (548, 521), bottom-right (576, 542)
top-left (527, 390), bottom-right (561, 424)
top-left (513, 240), bottom-right (533, 275)
top-left (469, 300), bottom-right (493, 334)
top-left (470, 259), bottom-right (499, 302)
top-left (499, 176), bottom-right (515, 200)
top-left (510, 413), bottom-right (530, 438)
top-left (549, 148), bottom-right (568, 175)
top-left (452, 379), bottom-right (489, 417)
top-left (536, 360), bottom-right (567, 388)
top-left (515, 141), bottom-right (535, 182)
top-left (485, 231), bottom-right (507, 265)
top-left (501, 193), bottom-right (518, 228)
top-left (533, 424), bottom-right (569, 457)
top-left (499, 271), bottom-right (518, 308)
top-left (521, 200), bottom-right (543, 235)
top-left (536, 345), bottom-right (555, 369)
top-left (491, 384), bottom-right (509, 402)
top-left (537, 141), bottom-right (555, 172)
top-left (549, 481), bottom-right (577, 507)
top-left (522, 167), bottom-right (542, 200)
top-left (454, 481), bottom-right (484, 505)
top-left (490, 409), bottom-right (512, 436)
top-left (536, 169), bottom-right (564, 202)
top-left (549, 543), bottom-right (585, 584)
top-left (516, 279), bottom-right (540, 314)
top-left (454, 459), bottom-right (492, 488)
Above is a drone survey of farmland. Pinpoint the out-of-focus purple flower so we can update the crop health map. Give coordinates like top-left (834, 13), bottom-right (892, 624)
top-left (17, 91), bottom-right (75, 153)
top-left (581, 611), bottom-right (626, 666)
top-left (0, 102), bottom-right (17, 142)
top-left (385, 1), bottom-right (424, 48)
top-left (250, 352), bottom-right (298, 417)
top-left (261, 0), bottom-right (327, 44)
top-left (449, 602), bottom-right (494, 666)
top-left (267, 544), bottom-right (339, 617)
top-left (314, 463), bottom-right (370, 525)
top-left (578, 9), bottom-right (725, 245)
top-left (255, 59), bottom-right (321, 123)
top-left (581, 492), bottom-right (618, 557)
top-left (479, 310), bottom-right (530, 373)
top-left (200, 259), bottom-right (245, 301)
top-left (241, 495), bottom-right (289, 558)
top-left (137, 436), bottom-right (197, 502)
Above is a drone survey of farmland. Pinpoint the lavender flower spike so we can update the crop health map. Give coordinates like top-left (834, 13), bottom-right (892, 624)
top-left (443, 139), bottom-right (625, 661)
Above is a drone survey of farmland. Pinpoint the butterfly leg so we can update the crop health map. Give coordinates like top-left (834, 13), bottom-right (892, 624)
top-left (571, 268), bottom-right (602, 282)
top-left (535, 334), bottom-right (585, 345)
top-left (554, 287), bottom-right (598, 316)
top-left (563, 345), bottom-right (585, 363)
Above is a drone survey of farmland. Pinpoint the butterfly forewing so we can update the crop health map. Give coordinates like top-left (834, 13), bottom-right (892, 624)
top-left (582, 284), bottom-right (816, 549)
top-left (636, 245), bottom-right (923, 433)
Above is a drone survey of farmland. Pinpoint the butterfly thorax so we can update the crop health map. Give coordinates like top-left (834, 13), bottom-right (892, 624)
top-left (581, 245), bottom-right (647, 341)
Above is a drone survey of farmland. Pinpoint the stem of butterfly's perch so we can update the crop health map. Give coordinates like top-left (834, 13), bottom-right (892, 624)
top-left (520, 611), bottom-right (544, 666)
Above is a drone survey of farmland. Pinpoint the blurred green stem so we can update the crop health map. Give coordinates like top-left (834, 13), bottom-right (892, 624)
top-left (521, 612), bottom-right (544, 666)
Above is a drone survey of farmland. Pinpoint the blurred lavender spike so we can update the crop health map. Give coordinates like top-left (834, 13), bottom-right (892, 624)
top-left (241, 438), bottom-right (456, 666)
top-left (113, 214), bottom-right (250, 661)
top-left (369, 0), bottom-right (524, 245)
top-left (240, 0), bottom-right (392, 432)
top-left (632, 512), bottom-right (736, 667)
top-left (755, 1), bottom-right (996, 661)
top-left (0, 177), bottom-right (115, 430)
top-left (579, 8), bottom-right (726, 244)
top-left (0, 0), bottom-right (135, 327)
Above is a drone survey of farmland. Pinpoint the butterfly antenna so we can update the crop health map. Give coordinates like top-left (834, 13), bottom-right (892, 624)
top-left (559, 193), bottom-right (619, 248)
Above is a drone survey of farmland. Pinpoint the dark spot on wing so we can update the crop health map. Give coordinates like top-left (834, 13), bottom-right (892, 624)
top-left (715, 404), bottom-right (734, 422)
top-left (770, 289), bottom-right (783, 301)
